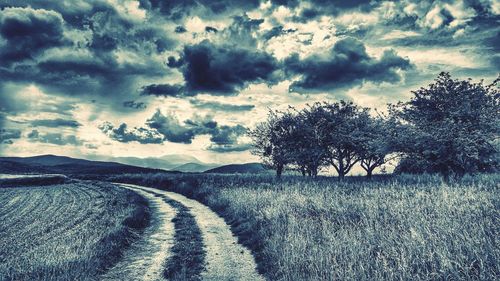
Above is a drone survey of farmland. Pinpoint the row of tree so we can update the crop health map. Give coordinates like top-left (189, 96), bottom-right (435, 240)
top-left (249, 72), bottom-right (499, 179)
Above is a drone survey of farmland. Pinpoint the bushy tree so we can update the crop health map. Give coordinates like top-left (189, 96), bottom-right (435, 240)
top-left (249, 110), bottom-right (295, 178)
top-left (358, 115), bottom-right (394, 178)
top-left (391, 72), bottom-right (499, 177)
top-left (319, 101), bottom-right (370, 179)
top-left (292, 104), bottom-right (329, 177)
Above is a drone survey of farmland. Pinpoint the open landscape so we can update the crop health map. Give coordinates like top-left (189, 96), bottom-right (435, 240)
top-left (1, 171), bottom-right (498, 280)
top-left (1, 0), bottom-right (499, 280)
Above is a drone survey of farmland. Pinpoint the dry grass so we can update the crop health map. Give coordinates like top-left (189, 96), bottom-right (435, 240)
top-left (0, 180), bottom-right (149, 281)
top-left (110, 173), bottom-right (500, 280)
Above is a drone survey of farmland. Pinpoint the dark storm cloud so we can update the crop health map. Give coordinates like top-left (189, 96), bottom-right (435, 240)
top-left (99, 122), bottom-right (163, 144)
top-left (262, 26), bottom-right (296, 41)
top-left (0, 0), bottom-right (109, 27)
top-left (175, 25), bottom-right (187, 33)
top-left (30, 119), bottom-right (81, 128)
top-left (27, 129), bottom-right (83, 146)
top-left (0, 7), bottom-right (67, 65)
top-left (282, 0), bottom-right (377, 21)
top-left (0, 4), bottom-right (171, 100)
top-left (139, 0), bottom-right (260, 19)
top-left (205, 26), bottom-right (218, 33)
top-left (189, 99), bottom-right (255, 112)
top-left (0, 129), bottom-right (21, 144)
top-left (101, 109), bottom-right (248, 148)
top-left (140, 84), bottom-right (186, 97)
top-left (123, 100), bottom-right (147, 110)
top-left (167, 40), bottom-right (279, 95)
top-left (284, 37), bottom-right (413, 92)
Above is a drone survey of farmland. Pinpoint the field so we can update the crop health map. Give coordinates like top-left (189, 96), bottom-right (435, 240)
top-left (109, 173), bottom-right (500, 280)
top-left (0, 179), bottom-right (149, 281)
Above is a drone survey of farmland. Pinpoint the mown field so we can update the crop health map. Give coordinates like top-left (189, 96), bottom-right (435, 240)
top-left (109, 173), bottom-right (500, 281)
top-left (0, 179), bottom-right (149, 281)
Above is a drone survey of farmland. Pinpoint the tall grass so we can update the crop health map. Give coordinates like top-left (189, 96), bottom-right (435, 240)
top-left (109, 173), bottom-right (500, 280)
top-left (0, 180), bottom-right (150, 281)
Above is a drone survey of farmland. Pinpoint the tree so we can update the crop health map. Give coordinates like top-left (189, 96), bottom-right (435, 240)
top-left (320, 101), bottom-right (369, 179)
top-left (358, 115), bottom-right (394, 178)
top-left (249, 110), bottom-right (294, 178)
top-left (390, 72), bottom-right (499, 178)
top-left (292, 104), bottom-right (329, 177)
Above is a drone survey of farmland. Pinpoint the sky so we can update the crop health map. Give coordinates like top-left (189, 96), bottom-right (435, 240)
top-left (0, 0), bottom-right (498, 164)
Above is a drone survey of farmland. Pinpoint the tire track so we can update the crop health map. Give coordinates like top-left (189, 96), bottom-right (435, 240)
top-left (101, 186), bottom-right (176, 281)
top-left (117, 183), bottom-right (264, 281)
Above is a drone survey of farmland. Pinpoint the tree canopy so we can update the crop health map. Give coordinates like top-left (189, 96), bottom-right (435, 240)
top-left (250, 73), bottom-right (499, 179)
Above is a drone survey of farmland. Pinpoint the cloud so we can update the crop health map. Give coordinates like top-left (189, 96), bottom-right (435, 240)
top-left (0, 7), bottom-right (67, 65)
top-left (189, 99), bottom-right (255, 112)
top-left (99, 122), bottom-right (163, 144)
top-left (139, 0), bottom-right (261, 19)
top-left (209, 124), bottom-right (246, 145)
top-left (168, 40), bottom-right (279, 95)
top-left (284, 37), bottom-right (413, 92)
top-left (207, 143), bottom-right (252, 152)
top-left (280, 0), bottom-right (377, 20)
top-left (205, 120), bottom-right (251, 152)
top-left (0, 129), bottom-right (21, 144)
top-left (0, 4), bottom-right (171, 100)
top-left (145, 110), bottom-right (205, 143)
top-left (85, 143), bottom-right (99, 149)
top-left (101, 109), bottom-right (249, 149)
top-left (123, 100), bottom-right (147, 109)
top-left (175, 25), bottom-right (187, 33)
top-left (30, 118), bottom-right (81, 128)
top-left (27, 129), bottom-right (83, 146)
top-left (140, 84), bottom-right (186, 97)
top-left (205, 26), bottom-right (218, 33)
top-left (262, 26), bottom-right (297, 40)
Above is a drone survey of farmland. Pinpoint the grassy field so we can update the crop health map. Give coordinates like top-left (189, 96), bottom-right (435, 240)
top-left (109, 173), bottom-right (500, 280)
top-left (0, 180), bottom-right (149, 281)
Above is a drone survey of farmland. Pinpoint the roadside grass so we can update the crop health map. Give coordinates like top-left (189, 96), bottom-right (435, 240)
top-left (109, 173), bottom-right (500, 280)
top-left (0, 180), bottom-right (150, 281)
top-left (162, 195), bottom-right (206, 281)
top-left (0, 175), bottom-right (68, 187)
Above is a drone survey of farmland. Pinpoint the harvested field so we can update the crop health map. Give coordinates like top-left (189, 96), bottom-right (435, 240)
top-left (0, 180), bottom-right (149, 281)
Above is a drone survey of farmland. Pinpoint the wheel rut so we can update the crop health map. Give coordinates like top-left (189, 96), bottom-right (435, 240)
top-left (110, 183), bottom-right (263, 281)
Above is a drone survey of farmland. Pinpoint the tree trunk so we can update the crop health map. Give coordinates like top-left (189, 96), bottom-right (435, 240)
top-left (310, 165), bottom-right (318, 177)
top-left (366, 168), bottom-right (373, 178)
top-left (276, 164), bottom-right (283, 179)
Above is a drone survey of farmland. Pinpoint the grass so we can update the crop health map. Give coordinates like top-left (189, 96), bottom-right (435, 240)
top-left (108, 173), bottom-right (500, 280)
top-left (0, 179), bottom-right (150, 281)
top-left (0, 175), bottom-right (68, 187)
top-left (162, 195), bottom-right (206, 281)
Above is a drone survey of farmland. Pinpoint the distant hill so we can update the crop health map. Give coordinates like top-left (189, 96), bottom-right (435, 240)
top-left (0, 155), bottom-right (168, 175)
top-left (88, 154), bottom-right (218, 171)
top-left (204, 163), bottom-right (268, 174)
top-left (171, 162), bottom-right (219, 173)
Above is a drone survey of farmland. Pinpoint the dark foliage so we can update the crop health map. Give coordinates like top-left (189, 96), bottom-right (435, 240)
top-left (391, 72), bottom-right (499, 177)
top-left (251, 73), bottom-right (499, 178)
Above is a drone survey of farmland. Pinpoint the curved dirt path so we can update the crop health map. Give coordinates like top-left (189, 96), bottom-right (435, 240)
top-left (117, 183), bottom-right (264, 281)
top-left (101, 186), bottom-right (177, 281)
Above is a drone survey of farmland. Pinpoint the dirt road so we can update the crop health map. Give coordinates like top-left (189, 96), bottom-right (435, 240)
top-left (106, 183), bottom-right (263, 281)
